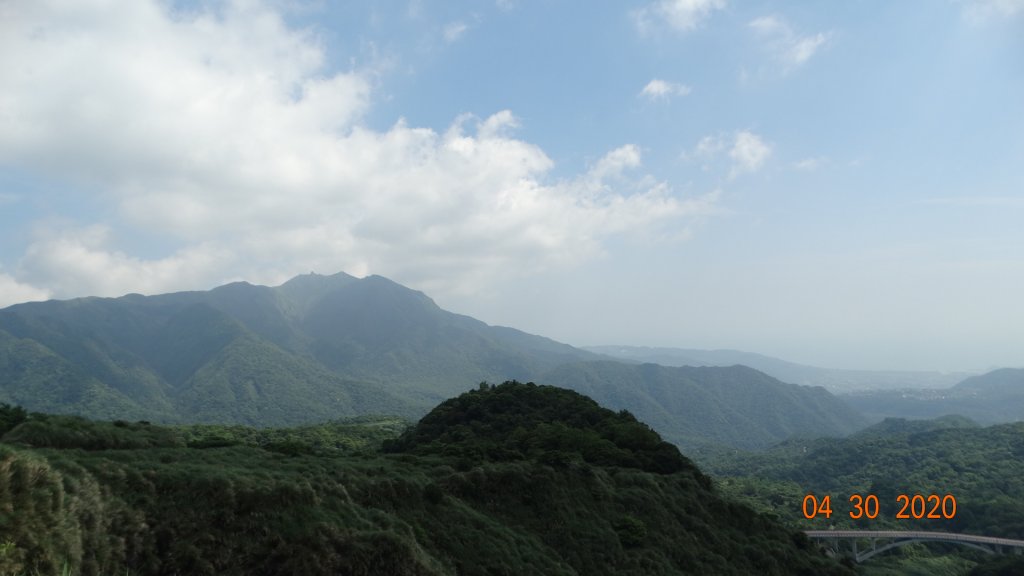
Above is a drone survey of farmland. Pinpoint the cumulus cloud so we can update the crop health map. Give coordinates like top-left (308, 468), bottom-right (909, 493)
top-left (18, 225), bottom-right (233, 301)
top-left (749, 15), bottom-right (831, 70)
top-left (634, 0), bottom-right (726, 34)
top-left (0, 271), bottom-right (50, 308)
top-left (729, 131), bottom-right (772, 176)
top-left (684, 131), bottom-right (771, 177)
top-left (682, 134), bottom-right (727, 171)
top-left (0, 0), bottom-right (712, 303)
top-left (695, 135), bottom-right (727, 157)
top-left (588, 145), bottom-right (642, 182)
top-left (639, 79), bottom-right (692, 100)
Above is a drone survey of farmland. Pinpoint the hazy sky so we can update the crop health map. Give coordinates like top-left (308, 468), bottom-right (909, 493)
top-left (1, 0), bottom-right (1022, 371)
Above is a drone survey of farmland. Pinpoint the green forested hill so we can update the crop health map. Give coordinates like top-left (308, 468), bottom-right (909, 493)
top-left (538, 361), bottom-right (866, 450)
top-left (0, 272), bottom-right (591, 424)
top-left (0, 272), bottom-right (863, 449)
top-left (0, 305), bottom-right (416, 425)
top-left (706, 417), bottom-right (1024, 537)
top-left (702, 416), bottom-right (1024, 575)
top-left (295, 274), bottom-right (591, 399)
top-left (0, 386), bottom-right (853, 576)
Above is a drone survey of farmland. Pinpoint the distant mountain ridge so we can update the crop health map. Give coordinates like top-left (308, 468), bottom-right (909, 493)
top-left (539, 361), bottom-right (865, 450)
top-left (843, 367), bottom-right (1024, 424)
top-left (954, 367), bottom-right (1024, 394)
top-left (585, 345), bottom-right (972, 392)
top-left (0, 272), bottom-right (864, 449)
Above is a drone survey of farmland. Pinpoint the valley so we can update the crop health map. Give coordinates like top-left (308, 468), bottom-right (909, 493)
top-left (841, 369), bottom-right (1024, 425)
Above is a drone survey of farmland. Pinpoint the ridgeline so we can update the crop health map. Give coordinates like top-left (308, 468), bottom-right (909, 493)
top-left (0, 272), bottom-right (864, 451)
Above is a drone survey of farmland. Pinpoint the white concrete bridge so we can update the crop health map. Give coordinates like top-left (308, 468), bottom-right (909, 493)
top-left (805, 530), bottom-right (1024, 563)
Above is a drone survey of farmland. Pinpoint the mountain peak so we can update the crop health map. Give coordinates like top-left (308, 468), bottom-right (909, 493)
top-left (277, 270), bottom-right (357, 289)
top-left (273, 270), bottom-right (358, 316)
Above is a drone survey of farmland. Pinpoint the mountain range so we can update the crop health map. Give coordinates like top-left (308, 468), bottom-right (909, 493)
top-left (841, 367), bottom-right (1024, 424)
top-left (585, 345), bottom-right (972, 392)
top-left (0, 271), bottom-right (865, 449)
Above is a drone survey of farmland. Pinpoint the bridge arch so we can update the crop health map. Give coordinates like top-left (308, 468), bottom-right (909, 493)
top-left (856, 537), bottom-right (994, 562)
top-left (805, 530), bottom-right (1024, 564)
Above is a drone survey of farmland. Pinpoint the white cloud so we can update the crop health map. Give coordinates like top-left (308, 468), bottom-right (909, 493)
top-left (639, 79), bottom-right (692, 100)
top-left (0, 271), bottom-right (51, 308)
top-left (684, 131), bottom-right (771, 177)
top-left (962, 0), bottom-right (1024, 21)
top-left (748, 15), bottom-right (785, 35)
top-left (682, 133), bottom-right (727, 171)
top-left (442, 20), bottom-right (469, 43)
top-left (793, 156), bottom-right (826, 171)
top-left (749, 15), bottom-right (831, 70)
top-left (634, 0), bottom-right (726, 34)
top-left (0, 0), bottom-right (713, 301)
top-left (729, 131), bottom-right (772, 176)
top-left (788, 33), bottom-right (828, 65)
top-left (588, 144), bottom-right (642, 182)
top-left (695, 135), bottom-right (727, 157)
top-left (18, 225), bottom-right (233, 301)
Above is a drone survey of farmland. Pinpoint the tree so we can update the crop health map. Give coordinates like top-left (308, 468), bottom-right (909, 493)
top-left (0, 403), bottom-right (27, 437)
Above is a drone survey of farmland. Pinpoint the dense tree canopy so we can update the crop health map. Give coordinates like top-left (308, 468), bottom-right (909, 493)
top-left (0, 388), bottom-right (853, 576)
top-left (385, 381), bottom-right (696, 476)
top-left (706, 416), bottom-right (1024, 575)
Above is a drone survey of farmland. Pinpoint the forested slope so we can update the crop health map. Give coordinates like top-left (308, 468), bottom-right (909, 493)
top-left (0, 386), bottom-right (853, 576)
top-left (704, 416), bottom-right (1024, 575)
top-left (0, 272), bottom-right (865, 450)
top-left (539, 361), bottom-right (865, 450)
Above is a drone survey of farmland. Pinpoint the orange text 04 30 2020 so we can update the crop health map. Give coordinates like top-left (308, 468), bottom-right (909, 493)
top-left (801, 493), bottom-right (957, 520)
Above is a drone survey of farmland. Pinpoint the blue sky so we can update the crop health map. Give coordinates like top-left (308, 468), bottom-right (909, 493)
top-left (1, 0), bottom-right (1022, 371)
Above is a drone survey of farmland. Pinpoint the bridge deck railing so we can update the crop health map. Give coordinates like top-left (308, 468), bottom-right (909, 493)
top-left (804, 530), bottom-right (1024, 563)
